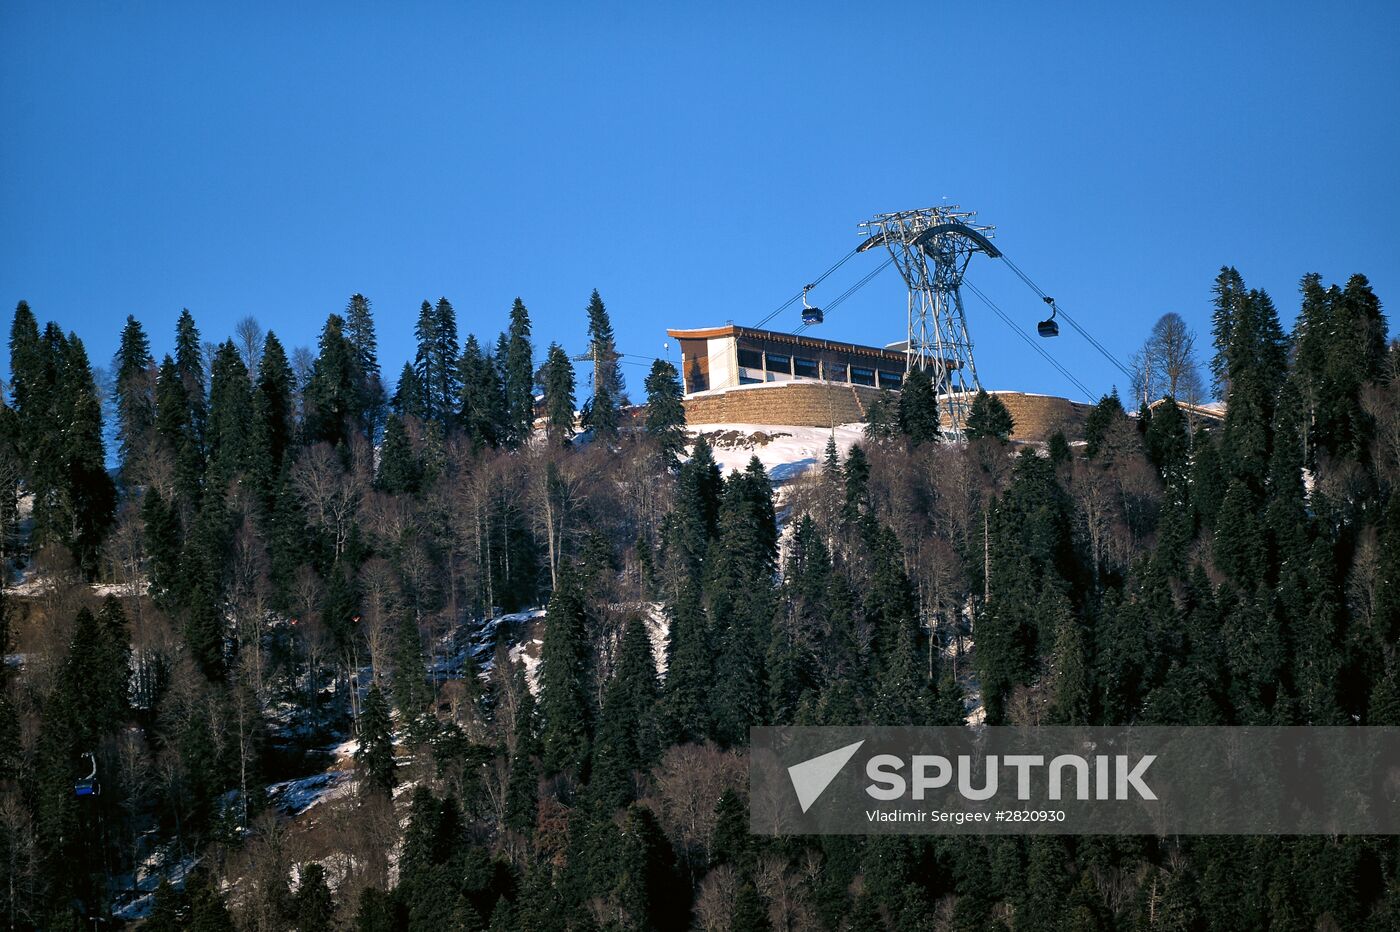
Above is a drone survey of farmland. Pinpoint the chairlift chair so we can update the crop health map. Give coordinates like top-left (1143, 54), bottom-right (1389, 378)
top-left (74, 751), bottom-right (99, 798)
top-left (801, 284), bottom-right (824, 325)
top-left (1037, 296), bottom-right (1060, 338)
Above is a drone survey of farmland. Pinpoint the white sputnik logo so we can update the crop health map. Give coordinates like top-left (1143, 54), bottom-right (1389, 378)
top-left (788, 740), bottom-right (865, 813)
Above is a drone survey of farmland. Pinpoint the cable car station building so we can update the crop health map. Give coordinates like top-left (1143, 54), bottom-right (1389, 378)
top-left (664, 323), bottom-right (1094, 441)
top-left (665, 324), bottom-right (921, 428)
top-left (667, 324), bottom-right (917, 394)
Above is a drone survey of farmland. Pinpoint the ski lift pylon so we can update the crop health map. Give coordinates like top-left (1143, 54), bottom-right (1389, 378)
top-left (1037, 296), bottom-right (1060, 338)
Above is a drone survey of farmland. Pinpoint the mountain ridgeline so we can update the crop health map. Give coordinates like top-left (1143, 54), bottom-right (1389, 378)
top-left (1, 270), bottom-right (1399, 929)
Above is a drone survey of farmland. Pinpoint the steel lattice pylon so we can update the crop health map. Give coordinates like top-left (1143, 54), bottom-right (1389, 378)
top-left (857, 205), bottom-right (1001, 433)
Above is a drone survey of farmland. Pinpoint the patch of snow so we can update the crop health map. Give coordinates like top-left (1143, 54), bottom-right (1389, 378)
top-left (687, 423), bottom-right (865, 482)
top-left (508, 636), bottom-right (546, 695)
top-left (266, 769), bottom-right (353, 816)
top-left (113, 851), bottom-right (197, 921)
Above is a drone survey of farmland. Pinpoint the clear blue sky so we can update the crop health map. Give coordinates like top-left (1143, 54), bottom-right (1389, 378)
top-left (3, 2), bottom-right (1397, 404)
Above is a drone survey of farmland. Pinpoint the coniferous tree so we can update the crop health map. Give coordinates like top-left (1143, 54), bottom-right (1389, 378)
top-left (965, 388), bottom-right (1015, 442)
top-left (538, 570), bottom-right (591, 774)
top-left (356, 682), bottom-right (397, 796)
top-left (355, 887), bottom-right (397, 932)
top-left (205, 341), bottom-right (258, 489)
top-left (1209, 265), bottom-right (1247, 397)
top-left (1083, 390), bottom-right (1125, 458)
top-left (730, 881), bottom-right (771, 932)
top-left (391, 614), bottom-right (433, 726)
top-left (707, 459), bottom-right (778, 746)
top-left (255, 331), bottom-right (297, 478)
top-left (843, 443), bottom-right (870, 519)
top-left (293, 863), bottom-right (335, 932)
top-left (612, 805), bottom-right (681, 931)
top-left (1220, 286), bottom-right (1287, 487)
top-left (863, 390), bottom-right (901, 444)
top-left (898, 365), bottom-right (941, 445)
top-left (392, 361), bottom-right (423, 421)
top-left (662, 578), bottom-right (711, 743)
top-left (8, 301), bottom-right (44, 464)
top-left (590, 617), bottom-right (660, 811)
top-left (376, 413), bottom-right (419, 494)
top-left (183, 495), bottom-right (232, 678)
top-left (539, 343), bottom-right (576, 447)
top-left (113, 314), bottom-right (156, 487)
top-left (643, 359), bottom-right (687, 467)
top-left (504, 666), bottom-right (539, 834)
top-left (411, 301), bottom-right (442, 423)
top-left (459, 334), bottom-right (504, 447)
top-left (413, 298), bottom-right (463, 427)
top-left (173, 309), bottom-right (208, 455)
top-left (433, 297), bottom-right (463, 421)
top-left (579, 290), bottom-right (622, 443)
top-left (344, 292), bottom-right (387, 439)
top-left (503, 299), bottom-right (535, 446)
top-left (185, 866), bottom-right (236, 932)
top-left (663, 435), bottom-right (722, 579)
top-left (56, 333), bottom-right (116, 572)
top-left (303, 313), bottom-right (362, 448)
top-left (14, 321), bottom-right (117, 572)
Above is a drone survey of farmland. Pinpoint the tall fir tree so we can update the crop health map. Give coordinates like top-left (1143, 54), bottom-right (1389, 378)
top-left (579, 289), bottom-right (622, 442)
top-left (459, 334), bottom-right (504, 447)
top-left (391, 614), bottom-right (433, 725)
top-left (254, 331), bottom-right (296, 480)
top-left (392, 360), bottom-right (424, 420)
top-left (344, 292), bottom-right (387, 440)
top-left (707, 459), bottom-right (778, 746)
top-left (57, 333), bottom-right (116, 573)
top-left (503, 299), bottom-right (536, 446)
top-left (898, 365), bottom-right (941, 445)
top-left (172, 311), bottom-right (209, 501)
top-left (539, 343), bottom-right (576, 447)
top-left (112, 314), bottom-right (156, 488)
top-left (1209, 265), bottom-right (1247, 398)
top-left (589, 617), bottom-right (660, 811)
top-left (376, 413), bottom-right (420, 494)
top-left (205, 341), bottom-right (258, 490)
top-left (8, 301), bottom-right (44, 464)
top-left (538, 569), bottom-right (591, 775)
top-left (643, 359), bottom-right (687, 467)
top-left (413, 298), bottom-right (462, 428)
top-left (662, 578), bottom-right (711, 744)
top-left (303, 313), bottom-right (363, 448)
top-left (355, 682), bottom-right (397, 796)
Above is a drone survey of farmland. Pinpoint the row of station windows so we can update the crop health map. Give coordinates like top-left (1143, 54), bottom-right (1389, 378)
top-left (736, 347), bottom-right (905, 390)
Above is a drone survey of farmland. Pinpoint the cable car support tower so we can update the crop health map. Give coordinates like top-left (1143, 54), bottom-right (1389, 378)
top-left (857, 205), bottom-right (1001, 433)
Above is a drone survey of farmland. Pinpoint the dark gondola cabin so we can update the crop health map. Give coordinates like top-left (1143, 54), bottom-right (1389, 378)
top-left (1038, 296), bottom-right (1059, 337)
top-left (74, 752), bottom-right (99, 797)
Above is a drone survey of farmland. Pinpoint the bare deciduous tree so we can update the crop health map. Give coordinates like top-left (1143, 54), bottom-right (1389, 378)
top-left (292, 443), bottom-right (369, 563)
top-left (233, 316), bottom-right (265, 376)
top-left (1132, 312), bottom-right (1204, 407)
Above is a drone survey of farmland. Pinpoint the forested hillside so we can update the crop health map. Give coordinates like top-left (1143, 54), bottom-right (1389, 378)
top-left (2, 269), bottom-right (1399, 930)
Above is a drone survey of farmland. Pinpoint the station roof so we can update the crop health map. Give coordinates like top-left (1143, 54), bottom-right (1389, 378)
top-left (666, 324), bottom-right (911, 365)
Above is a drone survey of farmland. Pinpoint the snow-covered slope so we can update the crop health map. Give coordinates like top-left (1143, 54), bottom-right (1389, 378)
top-left (687, 422), bottom-right (865, 483)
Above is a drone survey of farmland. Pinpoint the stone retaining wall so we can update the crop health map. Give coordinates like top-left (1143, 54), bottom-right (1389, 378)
top-left (681, 381), bottom-right (1092, 441)
top-left (682, 381), bottom-right (883, 429)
